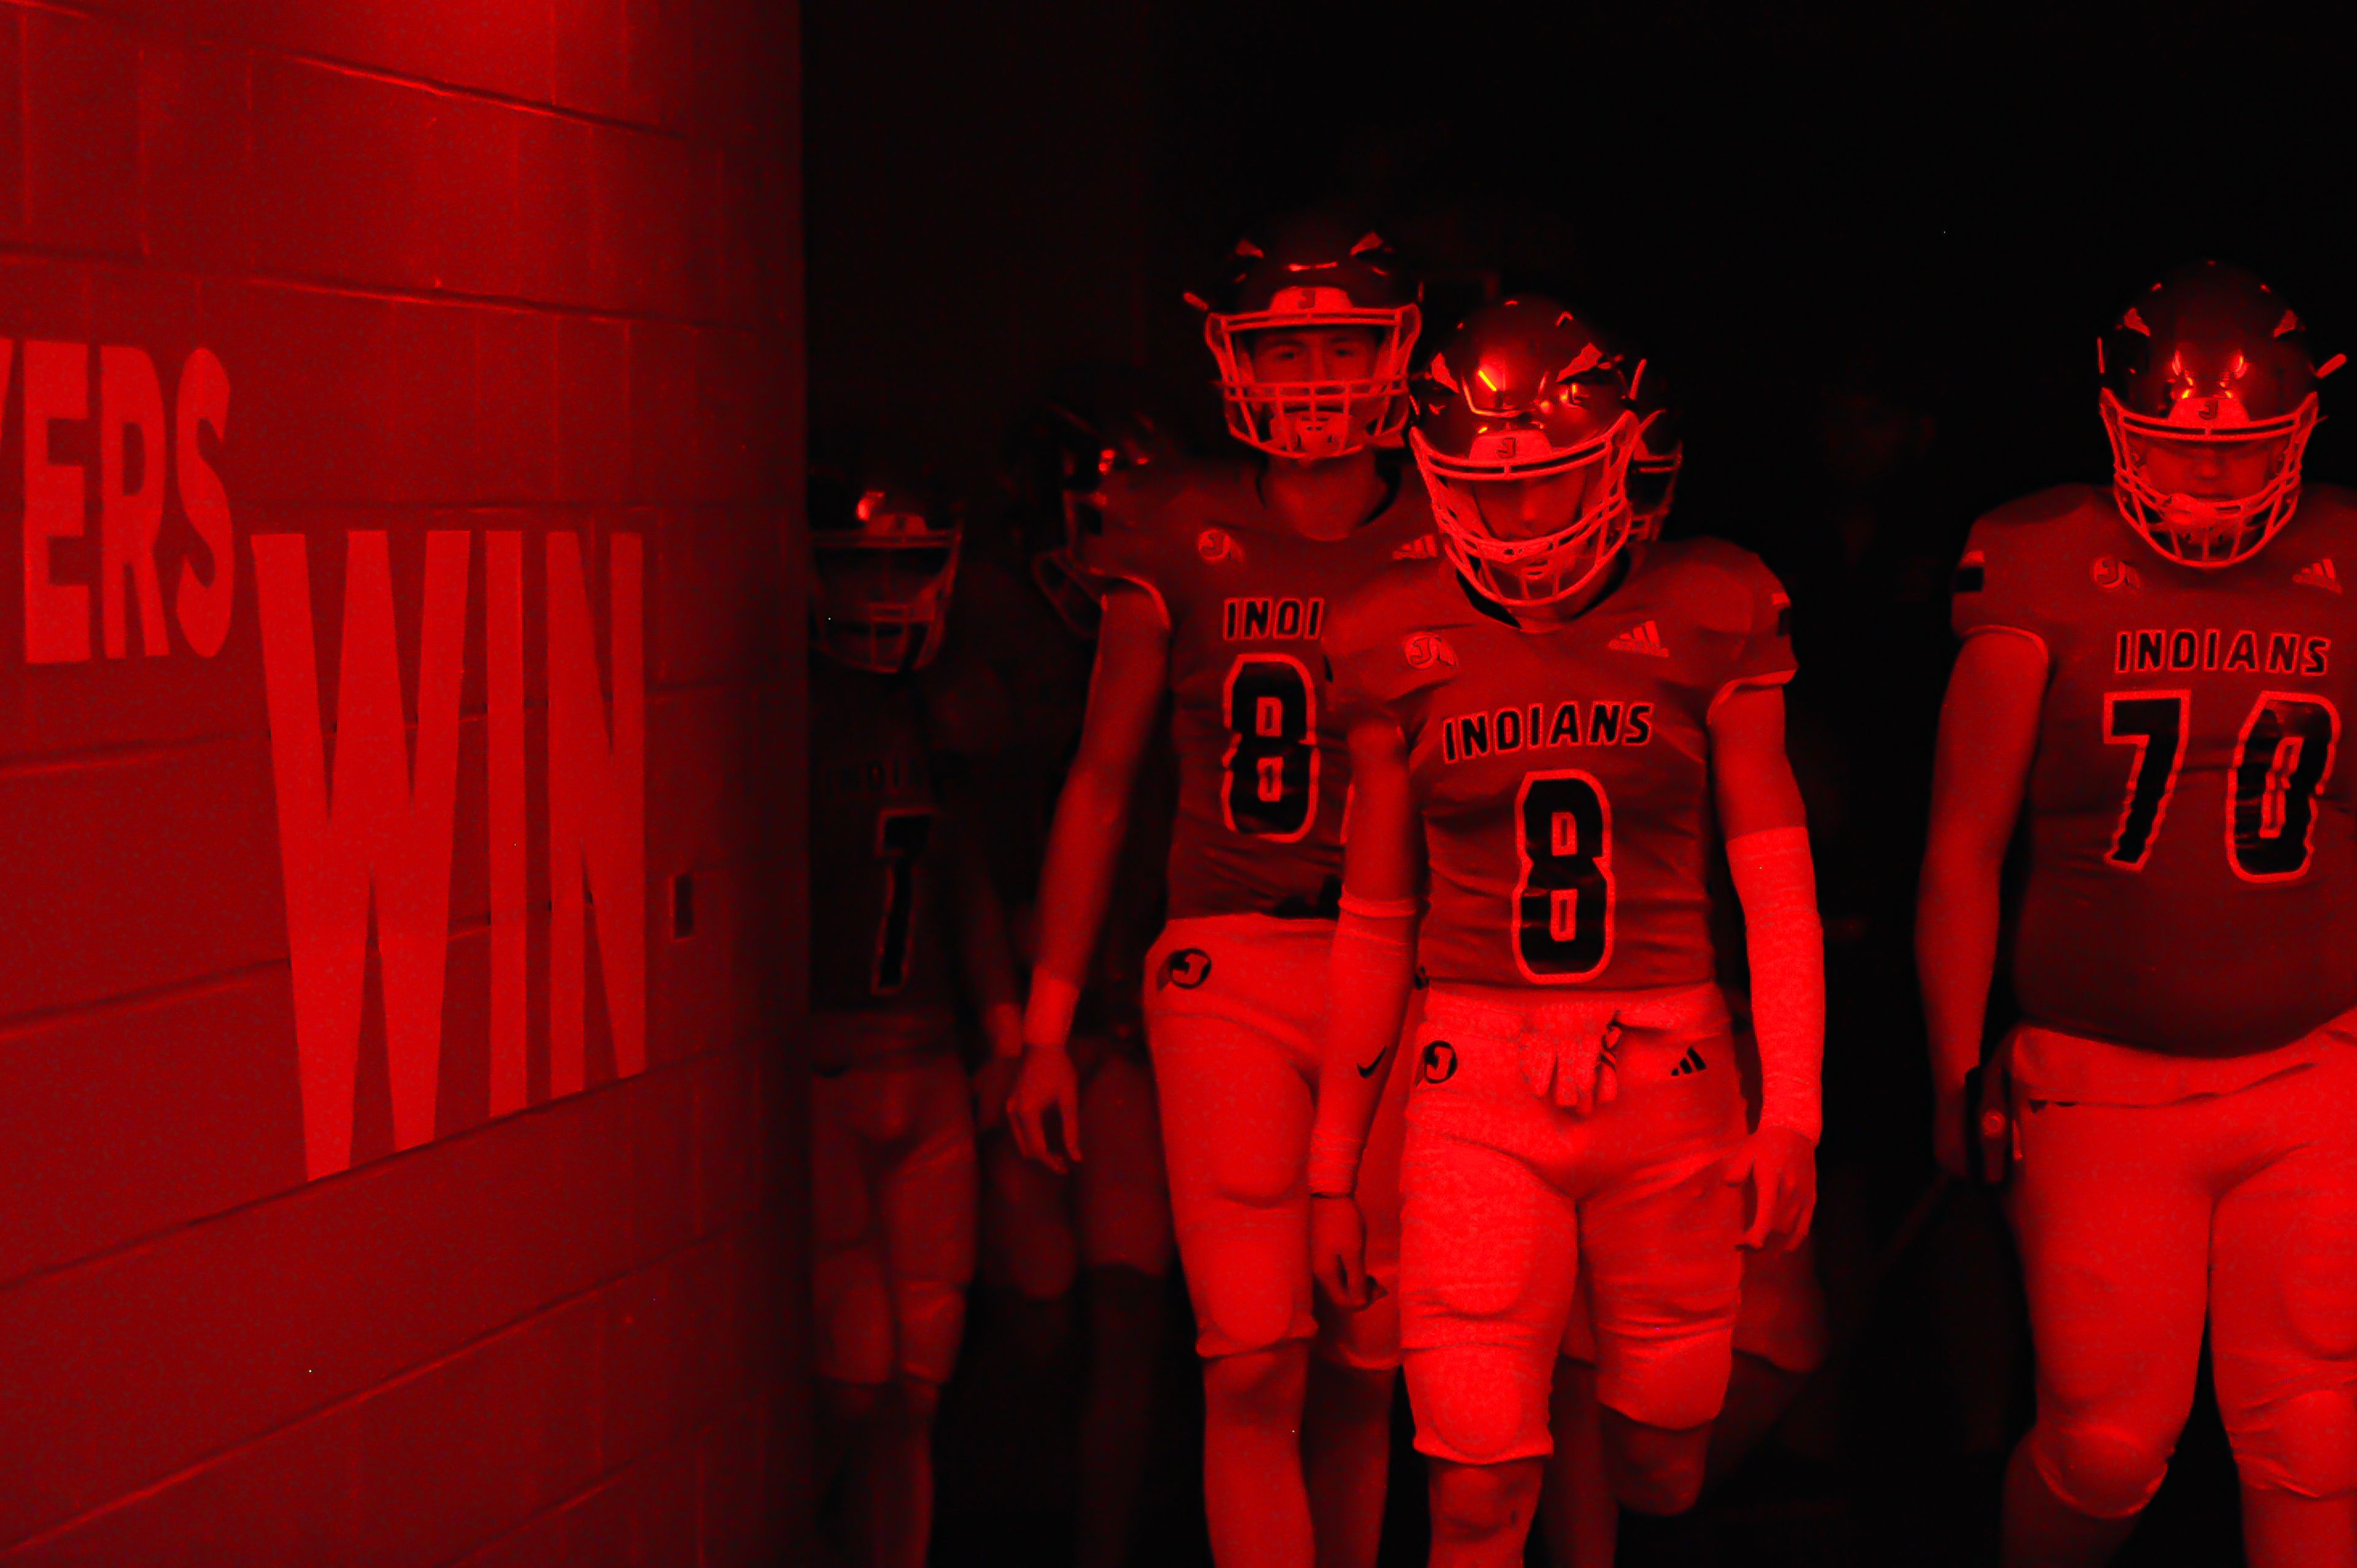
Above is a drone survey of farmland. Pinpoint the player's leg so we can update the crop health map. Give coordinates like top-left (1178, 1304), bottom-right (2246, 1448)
top-left (1541, 1345), bottom-right (1618, 1568)
top-left (1146, 921), bottom-right (1325, 1568)
top-left (1398, 1005), bottom-right (1584, 1565)
top-left (2004, 1094), bottom-right (2212, 1566)
top-left (1577, 1013), bottom-right (1746, 1520)
top-left (1074, 1042), bottom-right (1177, 1568)
top-left (1304, 990), bottom-right (1414, 1568)
top-left (812, 1072), bottom-right (898, 1564)
top-left (1707, 1230), bottom-right (1829, 1483)
top-left (2206, 1051), bottom-right (2357, 1568)
top-left (873, 1057), bottom-right (980, 1568)
top-left (977, 1123), bottom-right (1079, 1364)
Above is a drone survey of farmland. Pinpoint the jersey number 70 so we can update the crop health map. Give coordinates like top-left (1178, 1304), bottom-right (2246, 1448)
top-left (2103, 690), bottom-right (2340, 881)
top-left (1514, 771), bottom-right (1614, 982)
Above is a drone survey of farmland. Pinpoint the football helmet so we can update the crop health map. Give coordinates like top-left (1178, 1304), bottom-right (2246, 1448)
top-left (1410, 296), bottom-right (1641, 606)
top-left (1194, 211), bottom-right (1421, 460)
top-left (1005, 373), bottom-right (1177, 637)
top-left (2099, 261), bottom-right (2342, 567)
top-left (809, 470), bottom-right (961, 672)
top-left (1625, 355), bottom-right (1682, 542)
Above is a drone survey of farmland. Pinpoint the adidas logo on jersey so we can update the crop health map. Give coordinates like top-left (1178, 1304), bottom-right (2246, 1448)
top-left (1668, 1045), bottom-right (1708, 1078)
top-left (2296, 558), bottom-right (2342, 593)
top-left (1393, 533), bottom-right (1441, 560)
top-left (1608, 620), bottom-right (1670, 657)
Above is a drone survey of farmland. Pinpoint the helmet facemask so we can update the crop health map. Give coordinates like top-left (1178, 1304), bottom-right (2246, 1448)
top-left (1627, 412), bottom-right (1682, 543)
top-left (1412, 409), bottom-right (1641, 606)
top-left (813, 521), bottom-right (960, 673)
top-left (2101, 387), bottom-right (2317, 568)
top-left (1205, 290), bottom-right (1422, 459)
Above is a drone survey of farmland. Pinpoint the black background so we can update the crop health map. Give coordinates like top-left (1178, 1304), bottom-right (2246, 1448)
top-left (808, 0), bottom-right (2357, 527)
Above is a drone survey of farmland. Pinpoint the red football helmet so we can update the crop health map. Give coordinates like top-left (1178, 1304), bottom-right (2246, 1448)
top-left (809, 471), bottom-right (961, 672)
top-left (1410, 297), bottom-right (1641, 606)
top-left (2099, 261), bottom-right (2342, 567)
top-left (1006, 377), bottom-right (1178, 637)
top-left (1625, 355), bottom-right (1682, 543)
top-left (1195, 211), bottom-right (1422, 460)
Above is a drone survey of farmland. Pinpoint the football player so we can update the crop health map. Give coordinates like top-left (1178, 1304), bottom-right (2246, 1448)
top-left (1534, 357), bottom-right (1832, 1567)
top-left (1006, 212), bottom-right (1431, 1568)
top-left (1307, 297), bottom-right (1824, 1566)
top-left (954, 382), bottom-right (1182, 1568)
top-left (1919, 262), bottom-right (2357, 1567)
top-left (808, 470), bottom-right (1023, 1568)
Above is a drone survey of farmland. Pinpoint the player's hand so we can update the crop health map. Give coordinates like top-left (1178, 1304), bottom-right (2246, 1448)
top-left (1007, 1041), bottom-right (1084, 1173)
top-left (970, 1056), bottom-right (1020, 1134)
top-left (1729, 1125), bottom-right (1817, 1251)
top-left (1310, 1194), bottom-right (1375, 1310)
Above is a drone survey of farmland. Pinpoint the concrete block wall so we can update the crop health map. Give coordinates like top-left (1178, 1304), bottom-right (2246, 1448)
top-left (0, 2), bottom-right (805, 1561)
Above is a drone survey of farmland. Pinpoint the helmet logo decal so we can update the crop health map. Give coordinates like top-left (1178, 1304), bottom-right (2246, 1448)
top-left (1196, 527), bottom-right (1234, 562)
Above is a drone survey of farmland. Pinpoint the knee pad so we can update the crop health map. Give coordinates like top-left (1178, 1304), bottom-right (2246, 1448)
top-left (894, 1276), bottom-right (969, 1387)
top-left (2027, 1415), bottom-right (2175, 1520)
top-left (1405, 1345), bottom-right (1553, 1467)
top-left (2227, 1384), bottom-right (2357, 1500)
top-left (1174, 1219), bottom-right (1315, 1358)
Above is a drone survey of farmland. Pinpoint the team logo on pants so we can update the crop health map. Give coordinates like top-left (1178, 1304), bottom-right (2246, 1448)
top-left (1159, 948), bottom-right (1213, 990)
top-left (1419, 1040), bottom-right (1458, 1084)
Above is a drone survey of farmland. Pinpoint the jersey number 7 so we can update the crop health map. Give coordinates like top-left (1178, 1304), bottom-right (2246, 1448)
top-left (872, 807), bottom-right (937, 995)
top-left (2103, 690), bottom-right (2339, 881)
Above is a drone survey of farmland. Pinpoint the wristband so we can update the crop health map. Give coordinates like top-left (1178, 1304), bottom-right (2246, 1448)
top-left (1022, 971), bottom-right (1082, 1054)
top-left (1307, 1129), bottom-right (1363, 1198)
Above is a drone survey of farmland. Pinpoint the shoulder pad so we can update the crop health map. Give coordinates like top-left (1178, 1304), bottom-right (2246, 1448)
top-left (1323, 560), bottom-right (1468, 706)
top-left (1642, 536), bottom-right (1776, 636)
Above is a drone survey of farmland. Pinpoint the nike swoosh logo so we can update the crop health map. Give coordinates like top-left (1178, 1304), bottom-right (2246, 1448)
top-left (1356, 1056), bottom-right (1387, 1078)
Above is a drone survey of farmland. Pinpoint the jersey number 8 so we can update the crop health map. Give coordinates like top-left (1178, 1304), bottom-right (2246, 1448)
top-left (1221, 655), bottom-right (1318, 840)
top-left (1514, 770), bottom-right (1615, 982)
top-left (2103, 690), bottom-right (2340, 882)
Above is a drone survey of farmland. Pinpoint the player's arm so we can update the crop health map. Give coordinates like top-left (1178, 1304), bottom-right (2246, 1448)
top-left (1308, 706), bottom-right (1423, 1310)
top-left (1709, 682), bottom-right (1824, 1249)
top-left (1006, 584), bottom-right (1171, 1171)
top-left (1916, 630), bottom-right (2046, 1181)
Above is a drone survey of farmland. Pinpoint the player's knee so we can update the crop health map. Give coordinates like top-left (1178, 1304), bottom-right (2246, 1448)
top-left (895, 1373), bottom-right (944, 1426)
top-left (2228, 1385), bottom-right (2357, 1500)
top-left (1428, 1458), bottom-right (1541, 1542)
top-left (1604, 1426), bottom-right (1709, 1517)
top-left (2027, 1413), bottom-right (2175, 1520)
top-left (895, 1278), bottom-right (969, 1387)
top-left (1202, 1344), bottom-right (1307, 1428)
top-left (819, 1376), bottom-right (886, 1426)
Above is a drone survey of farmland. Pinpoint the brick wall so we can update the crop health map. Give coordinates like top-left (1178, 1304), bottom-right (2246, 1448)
top-left (0, 2), bottom-right (804, 1562)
